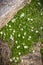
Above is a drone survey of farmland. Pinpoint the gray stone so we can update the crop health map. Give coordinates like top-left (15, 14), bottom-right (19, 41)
top-left (0, 38), bottom-right (11, 65)
top-left (0, 0), bottom-right (31, 28)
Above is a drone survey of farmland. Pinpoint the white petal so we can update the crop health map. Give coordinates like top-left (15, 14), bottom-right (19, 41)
top-left (29, 36), bottom-right (31, 39)
top-left (12, 19), bottom-right (15, 23)
top-left (21, 59), bottom-right (24, 62)
top-left (18, 34), bottom-right (21, 37)
top-left (9, 25), bottom-right (11, 27)
top-left (18, 52), bottom-right (21, 55)
top-left (13, 30), bottom-right (15, 33)
top-left (20, 28), bottom-right (23, 31)
top-left (17, 45), bottom-right (20, 49)
top-left (33, 50), bottom-right (35, 53)
top-left (10, 35), bottom-right (14, 40)
top-left (31, 18), bottom-right (33, 21)
top-left (40, 27), bottom-right (43, 29)
top-left (24, 46), bottom-right (28, 49)
top-left (24, 32), bottom-right (26, 35)
top-left (28, 18), bottom-right (30, 21)
top-left (28, 38), bottom-right (30, 40)
top-left (13, 57), bottom-right (15, 60)
top-left (15, 41), bottom-right (18, 44)
top-left (31, 29), bottom-right (34, 32)
top-left (15, 60), bottom-right (17, 62)
top-left (0, 32), bottom-right (3, 34)
top-left (20, 13), bottom-right (24, 18)
top-left (22, 36), bottom-right (25, 39)
top-left (10, 59), bottom-right (13, 62)
top-left (41, 12), bottom-right (43, 15)
top-left (4, 33), bottom-right (6, 36)
top-left (38, 2), bottom-right (41, 5)
top-left (35, 30), bottom-right (39, 33)
top-left (16, 57), bottom-right (19, 60)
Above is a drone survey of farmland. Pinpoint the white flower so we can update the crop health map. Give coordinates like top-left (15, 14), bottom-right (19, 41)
top-left (20, 13), bottom-right (24, 18)
top-left (24, 46), bottom-right (28, 49)
top-left (12, 19), bottom-right (15, 23)
top-left (18, 52), bottom-right (21, 55)
top-left (31, 29), bottom-right (34, 32)
top-left (9, 25), bottom-right (11, 27)
top-left (31, 18), bottom-right (33, 21)
top-left (15, 41), bottom-right (18, 44)
top-left (29, 36), bottom-right (31, 39)
top-left (28, 18), bottom-right (30, 21)
top-left (40, 27), bottom-right (43, 30)
top-left (18, 34), bottom-right (21, 37)
top-left (15, 60), bottom-right (17, 62)
top-left (28, 36), bottom-right (31, 40)
top-left (20, 28), bottom-right (23, 31)
top-left (41, 12), bottom-right (43, 15)
top-left (0, 32), bottom-right (3, 34)
top-left (28, 18), bottom-right (33, 21)
top-left (22, 36), bottom-right (25, 39)
top-left (31, 27), bottom-right (34, 29)
top-left (21, 59), bottom-right (24, 62)
top-left (10, 59), bottom-right (13, 62)
top-left (10, 35), bottom-right (14, 40)
top-left (12, 30), bottom-right (15, 35)
top-left (4, 33), bottom-right (6, 36)
top-left (13, 30), bottom-right (15, 33)
top-left (33, 50), bottom-right (35, 53)
top-left (16, 57), bottom-right (19, 60)
top-left (28, 38), bottom-right (30, 40)
top-left (35, 30), bottom-right (39, 33)
top-left (24, 32), bottom-right (26, 35)
top-left (13, 57), bottom-right (15, 60)
top-left (17, 45), bottom-right (20, 49)
top-left (38, 2), bottom-right (41, 5)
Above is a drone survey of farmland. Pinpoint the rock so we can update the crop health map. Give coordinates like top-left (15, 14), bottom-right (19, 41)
top-left (0, 0), bottom-right (31, 28)
top-left (0, 38), bottom-right (11, 65)
top-left (18, 42), bottom-right (42, 65)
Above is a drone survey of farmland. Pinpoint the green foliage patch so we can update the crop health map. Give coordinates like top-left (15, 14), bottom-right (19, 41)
top-left (0, 0), bottom-right (43, 64)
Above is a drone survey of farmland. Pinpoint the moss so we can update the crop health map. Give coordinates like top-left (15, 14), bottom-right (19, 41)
top-left (0, 0), bottom-right (43, 65)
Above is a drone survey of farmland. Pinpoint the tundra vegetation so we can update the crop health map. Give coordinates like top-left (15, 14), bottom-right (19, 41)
top-left (0, 0), bottom-right (43, 65)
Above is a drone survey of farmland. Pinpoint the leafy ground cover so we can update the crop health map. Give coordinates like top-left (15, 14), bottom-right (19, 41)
top-left (0, 0), bottom-right (43, 64)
